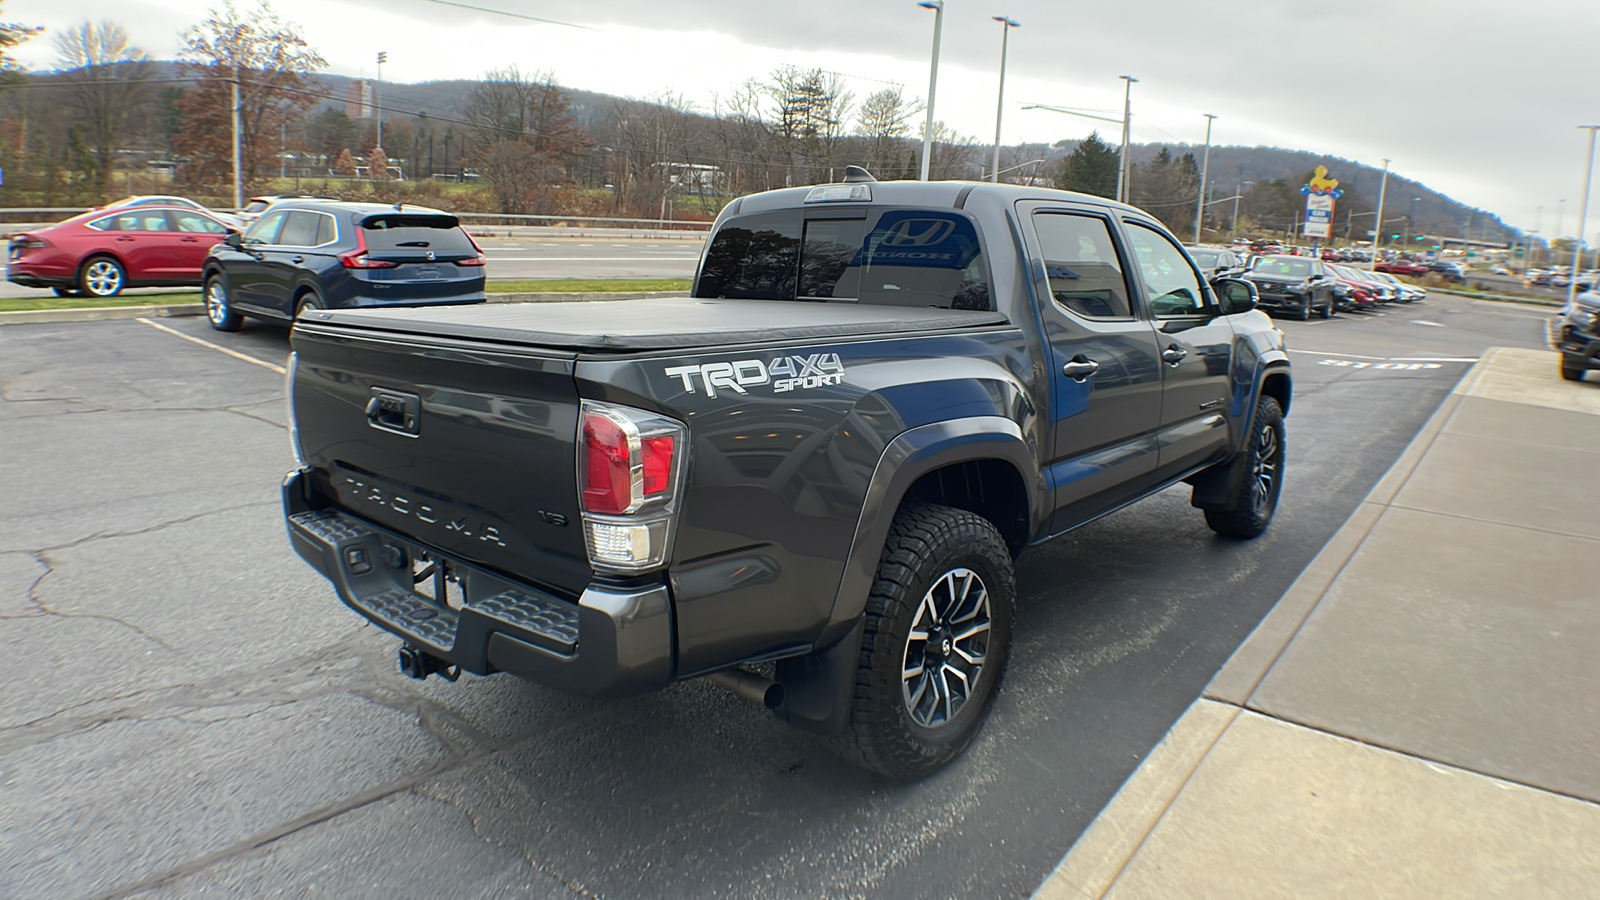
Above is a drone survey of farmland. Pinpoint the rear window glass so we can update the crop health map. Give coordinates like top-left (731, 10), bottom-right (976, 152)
top-left (361, 215), bottom-right (476, 253)
top-left (696, 208), bottom-right (991, 310)
top-left (1188, 250), bottom-right (1220, 267)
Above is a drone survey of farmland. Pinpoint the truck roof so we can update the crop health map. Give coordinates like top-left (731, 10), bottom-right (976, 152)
top-left (727, 178), bottom-right (1142, 217)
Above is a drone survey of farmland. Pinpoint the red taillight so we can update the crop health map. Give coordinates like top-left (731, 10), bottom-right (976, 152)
top-left (642, 436), bottom-right (674, 495)
top-left (456, 254), bottom-right (487, 267)
top-left (582, 411), bottom-right (634, 515)
top-left (338, 227), bottom-right (398, 268)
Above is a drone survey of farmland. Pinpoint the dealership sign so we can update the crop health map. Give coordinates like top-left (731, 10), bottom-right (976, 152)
top-left (1301, 166), bottom-right (1342, 240)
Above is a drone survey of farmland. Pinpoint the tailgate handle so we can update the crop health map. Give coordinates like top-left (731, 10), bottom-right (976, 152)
top-left (365, 388), bottom-right (421, 436)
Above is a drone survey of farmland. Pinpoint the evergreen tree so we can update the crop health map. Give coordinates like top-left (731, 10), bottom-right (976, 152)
top-left (1055, 131), bottom-right (1118, 198)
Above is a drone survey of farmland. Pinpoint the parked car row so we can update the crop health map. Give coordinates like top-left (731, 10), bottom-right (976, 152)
top-left (1239, 254), bottom-right (1426, 320)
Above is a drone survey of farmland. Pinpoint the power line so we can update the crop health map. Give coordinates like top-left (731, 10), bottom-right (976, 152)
top-left (412, 0), bottom-right (593, 30)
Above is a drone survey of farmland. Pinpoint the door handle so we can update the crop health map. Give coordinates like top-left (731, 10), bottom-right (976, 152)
top-left (291, 256), bottom-right (305, 264)
top-left (1162, 345), bottom-right (1188, 366)
top-left (115, 236), bottom-right (135, 242)
top-left (181, 237), bottom-right (200, 242)
top-left (1061, 356), bottom-right (1100, 381)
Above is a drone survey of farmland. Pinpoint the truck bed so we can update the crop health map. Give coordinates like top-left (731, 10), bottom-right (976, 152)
top-left (305, 297), bottom-right (1010, 351)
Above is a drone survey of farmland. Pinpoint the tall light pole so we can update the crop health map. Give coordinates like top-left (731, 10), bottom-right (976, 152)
top-left (230, 68), bottom-right (242, 210)
top-left (989, 17), bottom-right (1020, 183)
top-left (1116, 75), bottom-right (1137, 203)
top-left (1556, 198), bottom-right (1566, 243)
top-left (1193, 113), bottom-right (1216, 243)
top-left (1566, 126), bottom-right (1600, 310)
top-left (1232, 180), bottom-right (1253, 240)
top-left (917, 1), bottom-right (944, 182)
top-left (1368, 158), bottom-right (1390, 271)
top-left (375, 51), bottom-right (387, 151)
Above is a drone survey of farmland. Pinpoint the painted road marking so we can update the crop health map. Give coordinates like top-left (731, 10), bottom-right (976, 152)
top-left (1319, 360), bottom-right (1443, 370)
top-left (1410, 320), bottom-right (1446, 327)
top-left (137, 318), bottom-right (286, 374)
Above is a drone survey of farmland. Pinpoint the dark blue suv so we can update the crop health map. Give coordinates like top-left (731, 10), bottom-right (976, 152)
top-left (202, 201), bottom-right (487, 332)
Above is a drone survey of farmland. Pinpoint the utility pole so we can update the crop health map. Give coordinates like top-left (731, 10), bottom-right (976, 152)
top-left (1194, 113), bottom-right (1216, 243)
top-left (917, 1), bottom-right (944, 182)
top-left (1567, 126), bottom-right (1600, 309)
top-left (1368, 159), bottom-right (1390, 270)
top-left (375, 52), bottom-right (387, 151)
top-left (1116, 75), bottom-right (1137, 204)
top-left (989, 17), bottom-right (1019, 182)
top-left (230, 68), bottom-right (243, 211)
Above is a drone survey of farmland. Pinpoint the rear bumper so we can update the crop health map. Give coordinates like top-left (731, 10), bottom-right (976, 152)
top-left (6, 271), bottom-right (71, 289)
top-left (283, 469), bottom-right (673, 696)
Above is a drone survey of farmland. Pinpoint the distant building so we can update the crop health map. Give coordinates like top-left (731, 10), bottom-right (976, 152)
top-left (346, 81), bottom-right (375, 120)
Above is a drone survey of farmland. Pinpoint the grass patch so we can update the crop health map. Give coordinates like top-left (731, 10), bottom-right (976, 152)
top-left (0, 291), bottom-right (201, 312)
top-left (487, 279), bottom-right (689, 293)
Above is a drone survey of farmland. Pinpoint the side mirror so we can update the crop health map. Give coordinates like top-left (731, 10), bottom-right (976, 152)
top-left (224, 232), bottom-right (244, 250)
top-left (1212, 277), bottom-right (1258, 315)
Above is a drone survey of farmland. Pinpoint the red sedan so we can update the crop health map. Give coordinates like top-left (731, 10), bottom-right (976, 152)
top-left (7, 206), bottom-right (236, 299)
top-left (1374, 259), bottom-right (1429, 277)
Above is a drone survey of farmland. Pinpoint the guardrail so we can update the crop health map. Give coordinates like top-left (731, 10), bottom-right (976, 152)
top-left (0, 207), bottom-right (713, 232)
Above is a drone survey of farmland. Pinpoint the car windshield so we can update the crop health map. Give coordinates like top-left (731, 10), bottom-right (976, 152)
top-left (1189, 250), bottom-right (1221, 267)
top-left (1250, 257), bottom-right (1313, 277)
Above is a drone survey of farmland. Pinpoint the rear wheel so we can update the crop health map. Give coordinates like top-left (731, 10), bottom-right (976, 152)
top-left (1561, 363), bottom-right (1585, 382)
top-left (204, 274), bottom-right (242, 332)
top-left (1318, 297), bottom-right (1333, 318)
top-left (1205, 395), bottom-right (1285, 539)
top-left (294, 289), bottom-right (323, 319)
top-left (830, 503), bottom-right (1015, 781)
top-left (78, 256), bottom-right (125, 298)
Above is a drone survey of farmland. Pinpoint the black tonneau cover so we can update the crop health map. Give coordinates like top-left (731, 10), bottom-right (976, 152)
top-left (304, 298), bottom-right (1010, 351)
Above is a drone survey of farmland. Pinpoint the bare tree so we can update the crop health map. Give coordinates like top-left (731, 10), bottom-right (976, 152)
top-left (766, 66), bottom-right (851, 185)
top-left (53, 21), bottom-right (151, 196)
top-left (463, 67), bottom-right (590, 213)
top-left (176, 0), bottom-right (326, 185)
top-left (856, 87), bottom-right (920, 178)
top-left (0, 1), bottom-right (40, 74)
top-left (921, 119), bottom-right (979, 181)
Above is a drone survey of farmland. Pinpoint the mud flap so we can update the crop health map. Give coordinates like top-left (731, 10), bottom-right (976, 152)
top-left (772, 617), bottom-right (865, 737)
top-left (1187, 450), bottom-right (1250, 511)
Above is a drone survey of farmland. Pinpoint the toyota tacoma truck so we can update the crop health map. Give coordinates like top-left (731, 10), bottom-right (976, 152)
top-left (283, 170), bottom-right (1291, 780)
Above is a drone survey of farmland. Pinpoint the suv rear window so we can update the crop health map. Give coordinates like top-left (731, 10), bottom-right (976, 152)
top-left (360, 214), bottom-right (477, 254)
top-left (696, 208), bottom-right (992, 310)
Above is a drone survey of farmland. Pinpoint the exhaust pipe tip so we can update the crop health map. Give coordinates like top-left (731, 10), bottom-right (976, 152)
top-left (708, 668), bottom-right (785, 710)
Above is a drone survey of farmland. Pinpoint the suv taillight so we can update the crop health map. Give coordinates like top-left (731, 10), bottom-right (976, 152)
top-left (338, 229), bottom-right (398, 268)
top-left (578, 401), bottom-right (686, 572)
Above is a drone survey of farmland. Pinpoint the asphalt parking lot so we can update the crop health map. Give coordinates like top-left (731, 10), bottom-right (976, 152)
top-left (0, 296), bottom-right (1554, 899)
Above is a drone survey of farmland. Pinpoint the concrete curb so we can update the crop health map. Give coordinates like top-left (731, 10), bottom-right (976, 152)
top-left (1431, 287), bottom-right (1563, 307)
top-left (0, 291), bottom-right (690, 325)
top-left (1029, 352), bottom-right (1496, 900)
top-left (0, 303), bottom-right (204, 325)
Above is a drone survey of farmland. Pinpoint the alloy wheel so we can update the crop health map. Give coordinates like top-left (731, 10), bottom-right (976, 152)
top-left (205, 279), bottom-right (228, 325)
top-left (901, 567), bottom-right (992, 728)
top-left (83, 260), bottom-right (123, 296)
top-left (1251, 420), bottom-right (1281, 514)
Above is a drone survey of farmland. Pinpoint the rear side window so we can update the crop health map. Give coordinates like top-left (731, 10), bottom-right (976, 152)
top-left (696, 208), bottom-right (991, 310)
top-left (278, 211), bottom-right (323, 246)
top-left (361, 214), bottom-right (477, 254)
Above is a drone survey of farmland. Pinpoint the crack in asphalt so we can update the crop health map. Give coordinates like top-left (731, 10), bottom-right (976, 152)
top-left (411, 785), bottom-right (599, 898)
top-left (0, 401), bottom-right (285, 424)
top-left (17, 550), bottom-right (177, 654)
top-left (22, 500), bottom-right (280, 556)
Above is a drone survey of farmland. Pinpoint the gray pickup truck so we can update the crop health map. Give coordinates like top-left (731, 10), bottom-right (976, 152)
top-left (283, 171), bottom-right (1291, 779)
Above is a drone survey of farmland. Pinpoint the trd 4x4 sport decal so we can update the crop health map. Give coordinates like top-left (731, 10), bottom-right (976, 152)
top-left (664, 353), bottom-right (845, 398)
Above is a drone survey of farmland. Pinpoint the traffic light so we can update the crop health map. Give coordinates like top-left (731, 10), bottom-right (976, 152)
top-left (1431, 244), bottom-right (1441, 250)
top-left (1415, 236), bottom-right (1424, 241)
top-left (1390, 233), bottom-right (1400, 240)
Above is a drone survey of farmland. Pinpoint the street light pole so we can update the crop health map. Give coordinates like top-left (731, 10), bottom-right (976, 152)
top-left (1368, 158), bottom-right (1390, 271)
top-left (917, 1), bottom-right (944, 182)
top-left (989, 17), bottom-right (1020, 183)
top-left (1232, 180), bottom-right (1252, 240)
top-left (1116, 75), bottom-right (1137, 203)
top-left (375, 51), bottom-right (387, 151)
top-left (1194, 113), bottom-right (1215, 243)
top-left (1566, 125), bottom-right (1600, 310)
top-left (230, 71), bottom-right (242, 211)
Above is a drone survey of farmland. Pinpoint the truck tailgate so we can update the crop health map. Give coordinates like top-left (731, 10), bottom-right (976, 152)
top-left (290, 322), bottom-right (591, 597)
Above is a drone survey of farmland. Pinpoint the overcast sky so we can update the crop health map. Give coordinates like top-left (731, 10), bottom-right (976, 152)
top-left (12, 0), bottom-right (1599, 238)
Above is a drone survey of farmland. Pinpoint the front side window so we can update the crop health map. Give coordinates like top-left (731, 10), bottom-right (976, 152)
top-left (1033, 212), bottom-right (1133, 318)
top-left (1125, 221), bottom-right (1208, 317)
top-left (245, 211), bottom-right (287, 245)
top-left (173, 212), bottom-right (228, 234)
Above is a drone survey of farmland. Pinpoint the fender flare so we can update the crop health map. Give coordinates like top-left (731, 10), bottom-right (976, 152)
top-left (822, 415), bottom-right (1041, 637)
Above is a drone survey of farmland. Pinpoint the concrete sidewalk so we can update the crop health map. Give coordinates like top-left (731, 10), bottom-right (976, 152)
top-left (1035, 347), bottom-right (1600, 899)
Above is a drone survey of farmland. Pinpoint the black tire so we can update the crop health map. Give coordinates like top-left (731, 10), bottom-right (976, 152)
top-left (1318, 297), bottom-right (1333, 319)
top-left (1204, 395), bottom-right (1285, 539)
top-left (1294, 300), bottom-right (1311, 321)
top-left (1561, 364), bottom-right (1585, 382)
top-left (830, 503), bottom-right (1015, 781)
top-left (204, 273), bottom-right (242, 332)
top-left (52, 286), bottom-right (79, 298)
top-left (78, 255), bottom-right (125, 298)
top-left (294, 289), bottom-right (323, 319)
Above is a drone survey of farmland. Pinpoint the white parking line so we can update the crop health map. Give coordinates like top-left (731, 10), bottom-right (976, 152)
top-left (1286, 349), bottom-right (1387, 360)
top-left (137, 318), bottom-right (286, 374)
